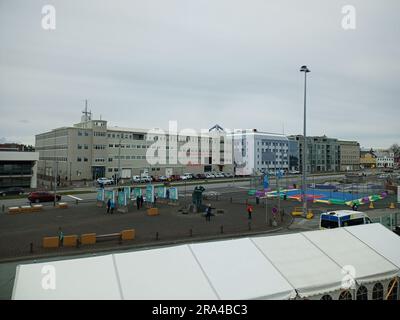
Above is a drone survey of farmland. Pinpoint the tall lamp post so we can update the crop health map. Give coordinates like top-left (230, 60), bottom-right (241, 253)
top-left (300, 65), bottom-right (310, 217)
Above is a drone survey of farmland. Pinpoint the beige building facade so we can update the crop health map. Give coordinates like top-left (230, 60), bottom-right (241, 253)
top-left (35, 117), bottom-right (233, 183)
top-left (338, 140), bottom-right (360, 171)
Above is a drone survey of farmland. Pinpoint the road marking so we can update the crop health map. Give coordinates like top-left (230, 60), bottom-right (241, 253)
top-left (67, 195), bottom-right (82, 201)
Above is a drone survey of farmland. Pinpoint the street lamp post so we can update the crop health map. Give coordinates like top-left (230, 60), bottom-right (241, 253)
top-left (300, 65), bottom-right (310, 217)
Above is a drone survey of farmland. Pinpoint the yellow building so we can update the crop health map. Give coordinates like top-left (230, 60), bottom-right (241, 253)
top-left (360, 151), bottom-right (376, 169)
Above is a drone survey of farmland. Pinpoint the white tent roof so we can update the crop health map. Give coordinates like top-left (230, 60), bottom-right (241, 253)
top-left (114, 245), bottom-right (218, 300)
top-left (251, 233), bottom-right (345, 298)
top-left (12, 255), bottom-right (122, 300)
top-left (345, 223), bottom-right (400, 275)
top-left (12, 224), bottom-right (400, 300)
top-left (189, 238), bottom-right (296, 300)
top-left (303, 228), bottom-right (399, 285)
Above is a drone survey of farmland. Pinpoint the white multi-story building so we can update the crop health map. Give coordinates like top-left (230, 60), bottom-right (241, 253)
top-left (35, 113), bottom-right (233, 183)
top-left (231, 129), bottom-right (290, 176)
top-left (375, 150), bottom-right (394, 168)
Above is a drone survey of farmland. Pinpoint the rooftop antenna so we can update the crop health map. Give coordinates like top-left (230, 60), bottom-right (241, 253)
top-left (81, 99), bottom-right (90, 122)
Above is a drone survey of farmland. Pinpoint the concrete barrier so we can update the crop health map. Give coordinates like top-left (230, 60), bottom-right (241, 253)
top-left (43, 237), bottom-right (59, 248)
top-left (20, 206), bottom-right (34, 213)
top-left (121, 229), bottom-right (135, 241)
top-left (8, 207), bottom-right (21, 214)
top-left (147, 208), bottom-right (159, 216)
top-left (81, 233), bottom-right (96, 245)
top-left (57, 202), bottom-right (68, 209)
top-left (63, 235), bottom-right (78, 247)
top-left (31, 205), bottom-right (43, 212)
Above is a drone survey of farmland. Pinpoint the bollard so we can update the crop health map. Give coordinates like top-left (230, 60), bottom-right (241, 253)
top-left (2, 204), bottom-right (4, 213)
top-left (220, 225), bottom-right (224, 234)
top-left (30, 242), bottom-right (33, 253)
top-left (190, 229), bottom-right (193, 237)
top-left (156, 232), bottom-right (159, 240)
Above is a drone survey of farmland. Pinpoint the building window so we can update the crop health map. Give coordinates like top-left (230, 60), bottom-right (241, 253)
top-left (109, 144), bottom-right (113, 148)
top-left (339, 291), bottom-right (352, 300)
top-left (84, 145), bottom-right (88, 150)
top-left (387, 279), bottom-right (398, 300)
top-left (108, 168), bottom-right (113, 172)
top-left (372, 283), bottom-right (384, 300)
top-left (356, 286), bottom-right (368, 300)
top-left (77, 144), bottom-right (82, 149)
top-left (78, 131), bottom-right (82, 136)
top-left (77, 157), bottom-right (82, 162)
top-left (108, 158), bottom-right (113, 162)
top-left (84, 131), bottom-right (89, 136)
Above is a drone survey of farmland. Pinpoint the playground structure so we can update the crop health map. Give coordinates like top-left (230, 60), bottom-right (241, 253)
top-left (250, 187), bottom-right (388, 207)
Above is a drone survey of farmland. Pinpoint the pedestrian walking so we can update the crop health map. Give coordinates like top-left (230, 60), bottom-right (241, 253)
top-left (140, 195), bottom-right (144, 208)
top-left (106, 198), bottom-right (111, 213)
top-left (247, 204), bottom-right (253, 220)
top-left (58, 227), bottom-right (64, 246)
top-left (205, 204), bottom-right (212, 222)
top-left (110, 200), bottom-right (115, 214)
top-left (136, 196), bottom-right (140, 210)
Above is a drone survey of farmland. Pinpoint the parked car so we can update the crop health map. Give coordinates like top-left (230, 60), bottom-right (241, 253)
top-left (378, 174), bottom-right (390, 179)
top-left (181, 173), bottom-right (193, 180)
top-left (158, 175), bottom-right (168, 181)
top-left (289, 170), bottom-right (300, 174)
top-left (224, 172), bottom-right (234, 178)
top-left (215, 172), bottom-right (225, 178)
top-left (0, 187), bottom-right (25, 196)
top-left (97, 177), bottom-right (114, 185)
top-left (132, 175), bottom-right (141, 183)
top-left (140, 176), bottom-right (152, 183)
top-left (205, 173), bottom-right (215, 179)
top-left (28, 191), bottom-right (61, 203)
top-left (197, 173), bottom-right (207, 179)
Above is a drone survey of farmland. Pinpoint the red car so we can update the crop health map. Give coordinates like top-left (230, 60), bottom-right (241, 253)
top-left (28, 191), bottom-right (61, 203)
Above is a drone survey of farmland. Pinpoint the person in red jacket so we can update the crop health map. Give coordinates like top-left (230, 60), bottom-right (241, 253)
top-left (247, 204), bottom-right (253, 220)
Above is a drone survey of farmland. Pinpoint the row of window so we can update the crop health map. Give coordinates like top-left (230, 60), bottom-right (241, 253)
top-left (109, 144), bottom-right (149, 149)
top-left (77, 131), bottom-right (90, 137)
top-left (320, 280), bottom-right (397, 300)
top-left (39, 157), bottom-right (67, 162)
top-left (35, 145), bottom-right (68, 151)
top-left (112, 156), bottom-right (147, 160)
top-left (94, 132), bottom-right (106, 137)
top-left (257, 141), bottom-right (288, 147)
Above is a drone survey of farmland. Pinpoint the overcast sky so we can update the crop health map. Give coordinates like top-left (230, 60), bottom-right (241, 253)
top-left (0, 0), bottom-right (399, 148)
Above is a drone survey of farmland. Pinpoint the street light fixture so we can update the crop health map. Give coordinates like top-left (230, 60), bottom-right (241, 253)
top-left (300, 65), bottom-right (310, 217)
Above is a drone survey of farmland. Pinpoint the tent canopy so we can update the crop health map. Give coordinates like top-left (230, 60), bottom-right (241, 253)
top-left (12, 224), bottom-right (400, 300)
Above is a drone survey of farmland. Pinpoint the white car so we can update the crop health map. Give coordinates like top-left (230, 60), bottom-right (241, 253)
top-left (97, 177), bottom-right (114, 185)
top-left (132, 175), bottom-right (141, 183)
top-left (214, 172), bottom-right (224, 178)
top-left (205, 173), bottom-right (215, 179)
top-left (181, 173), bottom-right (193, 180)
top-left (140, 176), bottom-right (152, 183)
top-left (289, 170), bottom-right (300, 174)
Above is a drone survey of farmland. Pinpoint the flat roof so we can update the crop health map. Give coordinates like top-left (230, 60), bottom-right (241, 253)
top-left (0, 151), bottom-right (39, 161)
